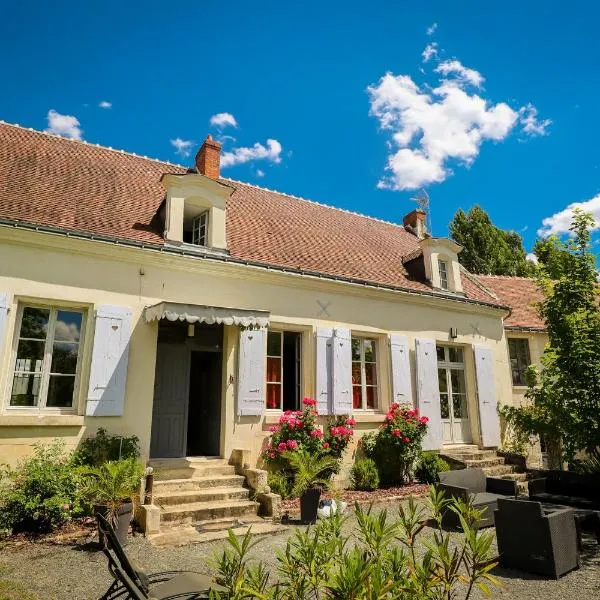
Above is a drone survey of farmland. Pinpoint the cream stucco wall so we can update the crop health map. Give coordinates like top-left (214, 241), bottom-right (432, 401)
top-left (0, 226), bottom-right (513, 469)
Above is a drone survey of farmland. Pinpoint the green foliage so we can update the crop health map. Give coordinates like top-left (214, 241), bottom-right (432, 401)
top-left (0, 579), bottom-right (38, 600)
top-left (72, 427), bottom-right (140, 467)
top-left (267, 471), bottom-right (294, 499)
top-left (284, 450), bottom-right (339, 497)
top-left (350, 458), bottom-right (380, 491)
top-left (502, 210), bottom-right (600, 464)
top-left (570, 451), bottom-right (600, 474)
top-left (415, 451), bottom-right (449, 484)
top-left (0, 442), bottom-right (85, 534)
top-left (450, 205), bottom-right (536, 276)
top-left (532, 236), bottom-right (573, 279)
top-left (211, 487), bottom-right (499, 600)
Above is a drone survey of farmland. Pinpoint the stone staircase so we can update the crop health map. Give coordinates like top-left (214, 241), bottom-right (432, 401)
top-left (440, 445), bottom-right (528, 496)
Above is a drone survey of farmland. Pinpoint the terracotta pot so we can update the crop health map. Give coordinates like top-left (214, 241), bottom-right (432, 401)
top-left (94, 501), bottom-right (133, 546)
top-left (300, 487), bottom-right (322, 524)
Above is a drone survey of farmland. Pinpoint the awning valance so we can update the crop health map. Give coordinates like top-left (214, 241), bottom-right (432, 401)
top-left (144, 302), bottom-right (270, 328)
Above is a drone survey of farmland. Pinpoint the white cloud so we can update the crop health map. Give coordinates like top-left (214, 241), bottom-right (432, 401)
top-left (422, 42), bottom-right (438, 63)
top-left (538, 194), bottom-right (600, 237)
top-left (209, 112), bottom-right (238, 129)
top-left (45, 109), bottom-right (83, 140)
top-left (435, 59), bottom-right (484, 88)
top-left (170, 137), bottom-right (195, 157)
top-left (256, 169), bottom-right (265, 178)
top-left (221, 139), bottom-right (283, 168)
top-left (98, 100), bottom-right (112, 109)
top-left (519, 103), bottom-right (552, 136)
top-left (427, 23), bottom-right (438, 36)
top-left (526, 252), bottom-right (539, 264)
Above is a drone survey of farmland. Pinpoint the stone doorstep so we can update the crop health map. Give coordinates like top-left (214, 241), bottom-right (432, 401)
top-left (160, 499), bottom-right (261, 524)
top-left (442, 450), bottom-right (499, 461)
top-left (152, 464), bottom-right (237, 481)
top-left (463, 457), bottom-right (506, 468)
top-left (481, 465), bottom-right (515, 477)
top-left (153, 474), bottom-right (247, 492)
top-left (155, 487), bottom-right (251, 507)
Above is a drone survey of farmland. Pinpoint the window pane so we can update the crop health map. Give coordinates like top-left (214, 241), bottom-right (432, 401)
top-left (440, 393), bottom-right (450, 418)
top-left (448, 347), bottom-right (463, 364)
top-left (10, 373), bottom-right (42, 406)
top-left (453, 394), bottom-right (468, 419)
top-left (351, 338), bottom-right (361, 361)
top-left (266, 357), bottom-right (281, 383)
top-left (365, 362), bottom-right (377, 386)
top-left (267, 331), bottom-right (281, 356)
top-left (266, 384), bottom-right (281, 410)
top-left (450, 369), bottom-right (466, 395)
top-left (15, 339), bottom-right (45, 372)
top-left (46, 375), bottom-right (75, 407)
top-left (54, 311), bottom-right (82, 342)
top-left (438, 368), bottom-right (448, 394)
top-left (366, 386), bottom-right (377, 409)
top-left (51, 342), bottom-right (79, 374)
top-left (19, 307), bottom-right (49, 339)
top-left (352, 386), bottom-right (362, 409)
top-left (352, 362), bottom-right (362, 385)
top-left (363, 339), bottom-right (376, 362)
top-left (436, 346), bottom-right (445, 361)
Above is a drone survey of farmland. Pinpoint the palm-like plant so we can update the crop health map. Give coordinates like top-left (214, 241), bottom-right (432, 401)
top-left (284, 450), bottom-right (339, 497)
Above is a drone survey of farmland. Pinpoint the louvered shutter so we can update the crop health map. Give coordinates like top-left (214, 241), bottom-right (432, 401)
top-left (474, 345), bottom-right (501, 447)
top-left (237, 328), bottom-right (266, 416)
top-left (415, 337), bottom-right (443, 450)
top-left (86, 305), bottom-right (133, 416)
top-left (390, 334), bottom-right (412, 406)
top-left (315, 327), bottom-right (333, 415)
top-left (0, 293), bottom-right (11, 371)
top-left (332, 328), bottom-right (353, 414)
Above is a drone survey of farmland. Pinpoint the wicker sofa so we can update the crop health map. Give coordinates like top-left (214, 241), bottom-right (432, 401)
top-left (495, 498), bottom-right (580, 579)
top-left (437, 468), bottom-right (517, 528)
top-left (528, 471), bottom-right (600, 511)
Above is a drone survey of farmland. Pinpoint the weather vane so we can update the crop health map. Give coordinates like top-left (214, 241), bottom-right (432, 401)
top-left (410, 189), bottom-right (432, 235)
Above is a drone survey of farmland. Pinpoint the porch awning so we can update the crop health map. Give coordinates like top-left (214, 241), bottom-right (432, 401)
top-left (144, 302), bottom-right (270, 328)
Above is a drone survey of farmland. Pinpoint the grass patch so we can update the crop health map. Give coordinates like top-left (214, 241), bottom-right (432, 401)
top-left (0, 579), bottom-right (38, 600)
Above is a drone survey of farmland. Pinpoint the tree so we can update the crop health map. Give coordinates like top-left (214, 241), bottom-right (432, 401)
top-left (532, 236), bottom-right (574, 279)
top-left (449, 205), bottom-right (536, 276)
top-left (502, 210), bottom-right (600, 467)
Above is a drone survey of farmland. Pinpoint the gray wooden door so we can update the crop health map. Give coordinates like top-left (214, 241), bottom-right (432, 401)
top-left (150, 343), bottom-right (190, 458)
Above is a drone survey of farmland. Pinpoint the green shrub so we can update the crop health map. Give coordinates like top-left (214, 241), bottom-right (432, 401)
top-left (351, 458), bottom-right (380, 491)
top-left (0, 442), bottom-right (85, 534)
top-left (415, 451), bottom-right (450, 484)
top-left (73, 428), bottom-right (140, 467)
top-left (267, 471), bottom-right (294, 499)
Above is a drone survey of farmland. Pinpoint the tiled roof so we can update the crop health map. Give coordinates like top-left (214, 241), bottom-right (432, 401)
top-left (477, 275), bottom-right (545, 330)
top-left (0, 122), bottom-right (502, 307)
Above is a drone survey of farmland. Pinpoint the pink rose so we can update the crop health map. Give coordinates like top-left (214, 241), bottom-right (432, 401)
top-left (347, 418), bottom-right (356, 426)
top-left (268, 425), bottom-right (279, 432)
top-left (403, 437), bottom-right (410, 443)
top-left (322, 442), bottom-right (329, 449)
top-left (287, 439), bottom-right (298, 449)
top-left (278, 442), bottom-right (287, 452)
top-left (302, 397), bottom-right (317, 407)
top-left (420, 416), bottom-right (429, 424)
top-left (392, 429), bottom-right (401, 437)
top-left (310, 429), bottom-right (323, 438)
top-left (269, 453), bottom-right (276, 459)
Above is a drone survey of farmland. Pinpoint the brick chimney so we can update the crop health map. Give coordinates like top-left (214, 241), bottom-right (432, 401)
top-left (403, 209), bottom-right (427, 239)
top-left (195, 135), bottom-right (221, 179)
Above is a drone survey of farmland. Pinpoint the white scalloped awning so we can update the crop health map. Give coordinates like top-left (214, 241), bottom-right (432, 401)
top-left (144, 302), bottom-right (270, 328)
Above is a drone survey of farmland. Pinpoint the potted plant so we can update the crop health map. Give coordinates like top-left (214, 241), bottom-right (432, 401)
top-left (285, 450), bottom-right (338, 524)
top-left (81, 457), bottom-right (144, 544)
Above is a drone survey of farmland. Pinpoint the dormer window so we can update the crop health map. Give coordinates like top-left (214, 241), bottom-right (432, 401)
top-left (192, 211), bottom-right (208, 246)
top-left (438, 259), bottom-right (449, 290)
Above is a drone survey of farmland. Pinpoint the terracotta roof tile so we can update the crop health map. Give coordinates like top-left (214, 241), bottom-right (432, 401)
top-left (0, 122), bottom-right (501, 307)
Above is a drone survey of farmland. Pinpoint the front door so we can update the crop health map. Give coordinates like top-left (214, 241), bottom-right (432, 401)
top-left (437, 345), bottom-right (471, 444)
top-left (150, 343), bottom-right (191, 458)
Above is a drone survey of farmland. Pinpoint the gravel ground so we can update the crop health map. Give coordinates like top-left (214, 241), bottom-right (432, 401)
top-left (0, 503), bottom-right (598, 600)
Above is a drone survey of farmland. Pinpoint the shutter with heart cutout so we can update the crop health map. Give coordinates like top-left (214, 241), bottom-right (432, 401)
top-left (315, 327), bottom-right (333, 415)
top-left (389, 334), bottom-right (412, 406)
top-left (237, 327), bottom-right (267, 416)
top-left (332, 327), bottom-right (353, 414)
top-left (474, 344), bottom-right (501, 447)
top-left (415, 337), bottom-right (443, 450)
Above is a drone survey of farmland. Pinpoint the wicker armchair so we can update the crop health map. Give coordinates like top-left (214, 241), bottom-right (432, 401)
top-left (494, 498), bottom-right (580, 579)
top-left (437, 468), bottom-right (517, 528)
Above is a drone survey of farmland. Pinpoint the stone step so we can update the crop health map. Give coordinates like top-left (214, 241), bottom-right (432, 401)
top-left (442, 450), bottom-right (498, 461)
top-left (482, 464), bottom-right (515, 477)
top-left (498, 472), bottom-right (527, 482)
top-left (155, 487), bottom-right (250, 506)
top-left (160, 500), bottom-right (260, 524)
top-left (153, 474), bottom-right (246, 492)
top-left (152, 464), bottom-right (237, 481)
top-left (464, 457), bottom-right (505, 468)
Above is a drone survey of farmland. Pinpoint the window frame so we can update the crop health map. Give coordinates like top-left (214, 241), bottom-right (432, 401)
top-left (192, 211), bottom-right (209, 246)
top-left (508, 338), bottom-right (531, 387)
top-left (265, 330), bottom-right (284, 411)
top-left (6, 303), bottom-right (86, 413)
top-left (351, 336), bottom-right (379, 411)
top-left (438, 259), bottom-right (449, 290)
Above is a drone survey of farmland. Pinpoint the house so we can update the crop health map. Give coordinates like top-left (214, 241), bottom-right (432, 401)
top-left (0, 122), bottom-right (546, 476)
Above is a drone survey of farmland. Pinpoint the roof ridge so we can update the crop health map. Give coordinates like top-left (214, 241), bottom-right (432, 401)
top-left (222, 177), bottom-right (407, 231)
top-left (0, 120), bottom-right (187, 171)
top-left (478, 274), bottom-right (536, 281)
top-left (461, 267), bottom-right (500, 300)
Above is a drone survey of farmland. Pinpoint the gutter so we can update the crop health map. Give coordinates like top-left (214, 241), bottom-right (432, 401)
top-left (0, 217), bottom-right (511, 312)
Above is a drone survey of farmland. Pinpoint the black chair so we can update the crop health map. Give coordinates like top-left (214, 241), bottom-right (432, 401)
top-left (437, 468), bottom-right (517, 528)
top-left (494, 498), bottom-right (580, 579)
top-left (97, 513), bottom-right (227, 599)
top-left (528, 471), bottom-right (600, 511)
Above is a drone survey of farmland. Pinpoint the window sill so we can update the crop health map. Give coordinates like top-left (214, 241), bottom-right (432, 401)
top-left (263, 412), bottom-right (384, 426)
top-left (0, 414), bottom-right (85, 427)
top-left (512, 385), bottom-right (528, 390)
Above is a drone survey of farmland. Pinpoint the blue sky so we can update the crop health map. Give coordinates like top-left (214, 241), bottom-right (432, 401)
top-left (1, 1), bottom-right (599, 252)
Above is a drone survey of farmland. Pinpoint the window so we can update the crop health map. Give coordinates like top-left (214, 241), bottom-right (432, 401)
top-left (351, 337), bottom-right (378, 410)
top-left (436, 345), bottom-right (469, 443)
top-left (10, 306), bottom-right (84, 409)
top-left (266, 330), bottom-right (302, 410)
top-left (192, 211), bottom-right (209, 246)
top-left (438, 259), bottom-right (449, 290)
top-left (508, 338), bottom-right (531, 386)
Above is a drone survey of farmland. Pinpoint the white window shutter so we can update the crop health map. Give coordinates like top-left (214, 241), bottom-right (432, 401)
top-left (474, 345), bottom-right (501, 447)
top-left (237, 328), bottom-right (266, 416)
top-left (389, 334), bottom-right (412, 406)
top-left (86, 305), bottom-right (133, 416)
top-left (315, 327), bottom-right (333, 415)
top-left (415, 337), bottom-right (443, 450)
top-left (0, 293), bottom-right (11, 370)
top-left (332, 328), bottom-right (353, 414)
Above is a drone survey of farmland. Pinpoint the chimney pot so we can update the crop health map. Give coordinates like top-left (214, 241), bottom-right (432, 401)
top-left (195, 135), bottom-right (221, 179)
top-left (403, 209), bottom-right (427, 239)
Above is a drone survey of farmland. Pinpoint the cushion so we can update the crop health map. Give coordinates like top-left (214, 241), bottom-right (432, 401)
top-left (497, 498), bottom-right (544, 519)
top-left (471, 492), bottom-right (503, 507)
top-left (532, 492), bottom-right (600, 510)
top-left (440, 468), bottom-right (486, 493)
top-left (152, 572), bottom-right (226, 600)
